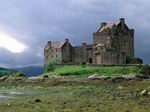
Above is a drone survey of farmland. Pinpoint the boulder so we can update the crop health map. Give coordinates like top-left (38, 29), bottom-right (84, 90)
top-left (0, 76), bottom-right (8, 81)
top-left (139, 90), bottom-right (150, 97)
top-left (135, 74), bottom-right (149, 79)
top-left (122, 75), bottom-right (136, 81)
top-left (87, 75), bottom-right (111, 80)
top-left (35, 99), bottom-right (41, 102)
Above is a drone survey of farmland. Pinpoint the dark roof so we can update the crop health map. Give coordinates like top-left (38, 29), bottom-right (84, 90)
top-left (45, 41), bottom-right (65, 49)
top-left (51, 42), bottom-right (65, 48)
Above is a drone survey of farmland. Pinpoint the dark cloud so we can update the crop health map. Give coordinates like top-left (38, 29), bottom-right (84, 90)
top-left (0, 0), bottom-right (150, 67)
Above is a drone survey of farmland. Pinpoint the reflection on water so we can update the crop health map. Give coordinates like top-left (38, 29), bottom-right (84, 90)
top-left (0, 95), bottom-right (12, 99)
top-left (0, 92), bottom-right (22, 100)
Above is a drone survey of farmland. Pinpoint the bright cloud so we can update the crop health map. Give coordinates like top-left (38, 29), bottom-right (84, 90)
top-left (0, 31), bottom-right (27, 53)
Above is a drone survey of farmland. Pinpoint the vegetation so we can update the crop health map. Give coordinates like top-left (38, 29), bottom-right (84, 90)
top-left (0, 67), bottom-right (17, 77)
top-left (80, 59), bottom-right (87, 68)
top-left (0, 80), bottom-right (150, 112)
top-left (126, 56), bottom-right (143, 64)
top-left (44, 65), bottom-right (144, 76)
top-left (45, 59), bottom-right (59, 72)
top-left (11, 72), bottom-right (26, 77)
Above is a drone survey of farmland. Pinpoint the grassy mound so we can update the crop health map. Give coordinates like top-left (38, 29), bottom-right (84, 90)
top-left (44, 65), bottom-right (143, 76)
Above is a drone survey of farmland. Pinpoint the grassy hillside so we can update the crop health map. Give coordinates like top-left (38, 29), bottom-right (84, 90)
top-left (44, 65), bottom-right (144, 76)
top-left (0, 67), bottom-right (17, 77)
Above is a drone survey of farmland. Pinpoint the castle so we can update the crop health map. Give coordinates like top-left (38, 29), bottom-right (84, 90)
top-left (44, 18), bottom-right (138, 66)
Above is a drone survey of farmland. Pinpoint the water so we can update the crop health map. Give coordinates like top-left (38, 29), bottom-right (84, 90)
top-left (0, 94), bottom-right (12, 100)
top-left (0, 91), bottom-right (22, 100)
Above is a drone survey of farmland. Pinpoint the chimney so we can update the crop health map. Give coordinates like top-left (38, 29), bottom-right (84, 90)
top-left (82, 43), bottom-right (86, 47)
top-left (101, 22), bottom-right (107, 27)
top-left (48, 41), bottom-right (51, 48)
top-left (65, 38), bottom-right (69, 43)
top-left (130, 29), bottom-right (134, 37)
top-left (120, 18), bottom-right (125, 24)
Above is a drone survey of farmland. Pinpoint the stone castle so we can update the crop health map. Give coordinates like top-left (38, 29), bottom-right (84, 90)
top-left (44, 18), bottom-right (139, 66)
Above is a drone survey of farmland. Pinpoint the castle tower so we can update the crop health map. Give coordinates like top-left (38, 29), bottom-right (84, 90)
top-left (93, 18), bottom-right (134, 65)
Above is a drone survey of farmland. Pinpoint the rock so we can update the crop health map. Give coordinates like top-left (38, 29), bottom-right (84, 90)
top-left (111, 77), bottom-right (125, 83)
top-left (135, 74), bottom-right (149, 79)
top-left (87, 74), bottom-right (98, 79)
top-left (0, 76), bottom-right (8, 81)
top-left (122, 75), bottom-right (136, 81)
top-left (51, 75), bottom-right (64, 80)
top-left (87, 75), bottom-right (110, 80)
top-left (27, 77), bottom-right (44, 83)
top-left (35, 99), bottom-right (41, 102)
top-left (138, 90), bottom-right (150, 97)
top-left (43, 75), bottom-right (49, 79)
top-left (7, 103), bottom-right (10, 106)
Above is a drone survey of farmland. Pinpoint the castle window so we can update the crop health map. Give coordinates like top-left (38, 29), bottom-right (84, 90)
top-left (87, 48), bottom-right (92, 50)
top-left (124, 41), bottom-right (127, 46)
top-left (45, 50), bottom-right (48, 54)
top-left (56, 55), bottom-right (58, 58)
top-left (56, 49), bottom-right (57, 52)
top-left (51, 55), bottom-right (53, 58)
top-left (51, 49), bottom-right (53, 52)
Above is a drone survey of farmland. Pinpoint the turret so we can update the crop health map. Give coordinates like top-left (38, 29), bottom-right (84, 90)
top-left (65, 38), bottom-right (69, 43)
top-left (130, 29), bottom-right (134, 37)
top-left (82, 43), bottom-right (86, 47)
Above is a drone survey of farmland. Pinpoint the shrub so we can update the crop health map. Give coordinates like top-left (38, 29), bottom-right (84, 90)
top-left (80, 60), bottom-right (87, 68)
top-left (45, 59), bottom-right (59, 72)
top-left (126, 56), bottom-right (143, 64)
top-left (43, 75), bottom-right (49, 78)
top-left (12, 72), bottom-right (26, 77)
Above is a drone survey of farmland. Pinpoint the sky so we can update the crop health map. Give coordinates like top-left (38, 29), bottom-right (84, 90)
top-left (0, 0), bottom-right (150, 67)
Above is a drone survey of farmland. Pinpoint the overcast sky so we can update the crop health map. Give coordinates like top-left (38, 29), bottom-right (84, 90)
top-left (0, 0), bottom-right (150, 67)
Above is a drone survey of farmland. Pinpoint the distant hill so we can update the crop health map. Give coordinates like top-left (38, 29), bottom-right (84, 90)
top-left (12, 66), bottom-right (44, 77)
top-left (0, 67), bottom-right (17, 77)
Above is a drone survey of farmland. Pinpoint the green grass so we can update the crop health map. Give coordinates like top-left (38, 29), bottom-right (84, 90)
top-left (44, 65), bottom-right (143, 77)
